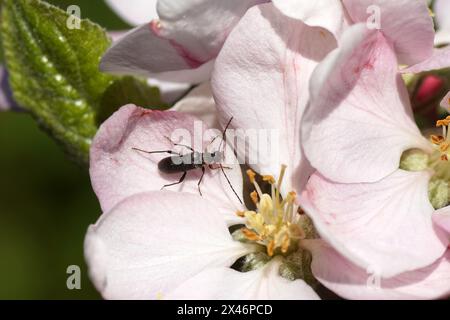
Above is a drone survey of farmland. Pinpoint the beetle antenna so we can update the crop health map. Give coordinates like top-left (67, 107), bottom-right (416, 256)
top-left (219, 117), bottom-right (233, 150)
top-left (219, 163), bottom-right (243, 205)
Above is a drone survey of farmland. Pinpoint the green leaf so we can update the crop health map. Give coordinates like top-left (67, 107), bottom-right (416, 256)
top-left (1, 0), bottom-right (114, 164)
top-left (97, 76), bottom-right (168, 126)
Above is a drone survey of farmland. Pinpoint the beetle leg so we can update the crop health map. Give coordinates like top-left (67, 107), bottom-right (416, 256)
top-left (132, 147), bottom-right (182, 156)
top-left (208, 164), bottom-right (232, 170)
top-left (164, 136), bottom-right (195, 152)
top-left (197, 166), bottom-right (206, 196)
top-left (160, 171), bottom-right (187, 190)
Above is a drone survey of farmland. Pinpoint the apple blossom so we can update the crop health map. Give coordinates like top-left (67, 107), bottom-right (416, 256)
top-left (85, 4), bottom-right (338, 298)
top-left (84, 104), bottom-right (320, 300)
top-left (300, 24), bottom-right (450, 298)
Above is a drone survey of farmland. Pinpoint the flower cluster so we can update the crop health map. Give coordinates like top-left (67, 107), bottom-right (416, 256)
top-left (84, 0), bottom-right (450, 300)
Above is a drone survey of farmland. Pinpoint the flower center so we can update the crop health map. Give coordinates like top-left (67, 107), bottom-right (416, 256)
top-left (236, 165), bottom-right (307, 257)
top-left (401, 117), bottom-right (450, 209)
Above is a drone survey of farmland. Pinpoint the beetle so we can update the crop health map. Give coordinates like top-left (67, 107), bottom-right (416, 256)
top-left (132, 117), bottom-right (242, 204)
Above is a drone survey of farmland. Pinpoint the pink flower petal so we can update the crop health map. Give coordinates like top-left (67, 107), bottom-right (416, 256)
top-left (90, 105), bottom-right (244, 225)
top-left (101, 0), bottom-right (267, 77)
top-left (434, 206), bottom-right (450, 235)
top-left (107, 31), bottom-right (192, 103)
top-left (305, 240), bottom-right (450, 300)
top-left (0, 66), bottom-right (18, 111)
top-left (100, 24), bottom-right (201, 77)
top-left (105, 0), bottom-right (158, 26)
top-left (166, 258), bottom-right (319, 300)
top-left (302, 25), bottom-right (431, 184)
top-left (170, 83), bottom-right (219, 129)
top-left (402, 47), bottom-right (450, 74)
top-left (84, 191), bottom-right (253, 300)
top-left (272, 0), bottom-right (345, 39)
top-left (343, 0), bottom-right (434, 65)
top-left (440, 91), bottom-right (450, 112)
top-left (301, 169), bottom-right (448, 278)
top-left (212, 3), bottom-right (337, 192)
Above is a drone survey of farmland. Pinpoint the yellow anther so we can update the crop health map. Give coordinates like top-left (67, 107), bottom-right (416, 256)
top-left (428, 8), bottom-right (435, 17)
top-left (235, 210), bottom-right (245, 218)
top-left (246, 169), bottom-right (256, 184)
top-left (440, 142), bottom-right (450, 153)
top-left (286, 191), bottom-right (297, 203)
top-left (281, 234), bottom-right (290, 254)
top-left (437, 119), bottom-right (450, 127)
top-left (267, 240), bottom-right (275, 257)
top-left (242, 228), bottom-right (261, 241)
top-left (250, 190), bottom-right (258, 204)
top-left (431, 135), bottom-right (445, 145)
top-left (262, 175), bottom-right (275, 184)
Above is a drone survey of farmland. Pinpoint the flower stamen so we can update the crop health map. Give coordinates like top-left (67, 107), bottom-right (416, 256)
top-left (431, 116), bottom-right (450, 161)
top-left (240, 165), bottom-right (306, 257)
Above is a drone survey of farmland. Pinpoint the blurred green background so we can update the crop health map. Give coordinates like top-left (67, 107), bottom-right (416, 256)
top-left (0, 0), bottom-right (131, 299)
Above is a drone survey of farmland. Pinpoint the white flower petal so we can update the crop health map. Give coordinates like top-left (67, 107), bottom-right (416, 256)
top-left (301, 169), bottom-right (448, 278)
top-left (85, 191), bottom-right (253, 300)
top-left (105, 0), bottom-right (158, 26)
top-left (166, 258), bottom-right (320, 300)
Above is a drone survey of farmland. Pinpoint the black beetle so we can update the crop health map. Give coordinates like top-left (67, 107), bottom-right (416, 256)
top-left (132, 117), bottom-right (242, 203)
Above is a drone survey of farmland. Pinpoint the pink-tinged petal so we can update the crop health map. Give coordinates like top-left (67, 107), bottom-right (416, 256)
top-left (434, 0), bottom-right (450, 45)
top-left (170, 83), bottom-right (219, 129)
top-left (212, 3), bottom-right (337, 193)
top-left (90, 105), bottom-right (244, 224)
top-left (105, 0), bottom-right (158, 26)
top-left (107, 31), bottom-right (191, 103)
top-left (301, 169), bottom-right (448, 278)
top-left (85, 191), bottom-right (253, 300)
top-left (435, 32), bottom-right (450, 47)
top-left (272, 0), bottom-right (345, 39)
top-left (146, 78), bottom-right (190, 104)
top-left (343, 0), bottom-right (434, 65)
top-left (402, 47), bottom-right (450, 74)
top-left (155, 0), bottom-right (268, 63)
top-left (305, 240), bottom-right (450, 300)
top-left (434, 206), bottom-right (450, 235)
top-left (302, 25), bottom-right (430, 184)
top-left (100, 24), bottom-right (198, 77)
top-left (0, 66), bottom-right (19, 111)
top-left (441, 91), bottom-right (450, 112)
top-left (434, 0), bottom-right (450, 31)
top-left (101, 0), bottom-right (267, 77)
top-left (103, 24), bottom-right (215, 82)
top-left (166, 258), bottom-right (319, 300)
